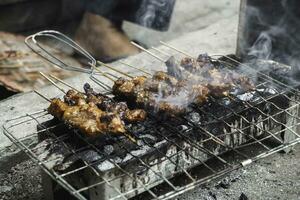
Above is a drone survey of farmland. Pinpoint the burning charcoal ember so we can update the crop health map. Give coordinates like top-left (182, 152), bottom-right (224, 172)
top-left (187, 112), bottom-right (201, 123)
top-left (239, 193), bottom-right (249, 200)
top-left (237, 92), bottom-right (255, 101)
top-left (220, 97), bottom-right (231, 106)
top-left (216, 177), bottom-right (231, 189)
top-left (178, 125), bottom-right (189, 131)
top-left (126, 123), bottom-right (146, 135)
top-left (138, 134), bottom-right (158, 146)
top-left (104, 145), bottom-right (114, 155)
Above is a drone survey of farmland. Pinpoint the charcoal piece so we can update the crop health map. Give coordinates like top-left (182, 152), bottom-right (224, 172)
top-left (187, 112), bottom-right (201, 123)
top-left (104, 145), bottom-right (114, 155)
top-left (208, 191), bottom-right (217, 200)
top-left (216, 177), bottom-right (230, 189)
top-left (138, 134), bottom-right (158, 146)
top-left (239, 193), bottom-right (249, 200)
top-left (178, 125), bottom-right (189, 132)
top-left (83, 83), bottom-right (95, 95)
top-left (128, 123), bottom-right (146, 135)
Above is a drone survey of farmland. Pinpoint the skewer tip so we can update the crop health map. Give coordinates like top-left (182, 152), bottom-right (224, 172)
top-left (34, 90), bottom-right (51, 102)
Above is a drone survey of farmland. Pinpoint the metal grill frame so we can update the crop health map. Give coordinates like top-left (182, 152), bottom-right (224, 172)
top-left (3, 59), bottom-right (300, 200)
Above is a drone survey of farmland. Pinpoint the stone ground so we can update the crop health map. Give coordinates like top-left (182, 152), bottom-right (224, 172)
top-left (124, 0), bottom-right (240, 47)
top-left (0, 0), bottom-right (300, 200)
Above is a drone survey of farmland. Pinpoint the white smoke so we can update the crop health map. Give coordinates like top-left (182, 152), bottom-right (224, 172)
top-left (136, 0), bottom-right (174, 29)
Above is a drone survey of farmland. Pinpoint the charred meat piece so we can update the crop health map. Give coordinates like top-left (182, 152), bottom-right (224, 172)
top-left (113, 78), bottom-right (135, 97)
top-left (112, 54), bottom-right (255, 116)
top-left (206, 69), bottom-right (234, 97)
top-left (166, 56), bottom-right (189, 80)
top-left (64, 90), bottom-right (86, 106)
top-left (180, 57), bottom-right (200, 72)
top-left (124, 109), bottom-right (147, 122)
top-left (132, 76), bottom-right (147, 85)
top-left (157, 101), bottom-right (186, 115)
top-left (112, 72), bottom-right (193, 115)
top-left (153, 71), bottom-right (179, 87)
top-left (83, 83), bottom-right (96, 95)
top-left (86, 93), bottom-right (105, 106)
top-left (64, 87), bottom-right (147, 122)
top-left (189, 85), bottom-right (210, 104)
top-left (48, 98), bottom-right (69, 120)
top-left (99, 112), bottom-right (126, 134)
top-left (180, 54), bottom-right (216, 73)
top-left (48, 98), bottom-right (126, 136)
top-left (112, 76), bottom-right (147, 98)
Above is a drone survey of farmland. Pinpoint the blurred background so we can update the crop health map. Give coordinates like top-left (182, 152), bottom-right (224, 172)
top-left (0, 0), bottom-right (239, 100)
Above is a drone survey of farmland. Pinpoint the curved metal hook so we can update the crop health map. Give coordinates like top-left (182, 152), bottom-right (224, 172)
top-left (25, 30), bottom-right (96, 73)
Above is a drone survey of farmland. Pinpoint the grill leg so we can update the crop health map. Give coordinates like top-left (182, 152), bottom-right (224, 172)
top-left (41, 170), bottom-right (55, 200)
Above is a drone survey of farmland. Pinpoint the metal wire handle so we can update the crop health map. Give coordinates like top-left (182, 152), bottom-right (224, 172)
top-left (25, 30), bottom-right (96, 73)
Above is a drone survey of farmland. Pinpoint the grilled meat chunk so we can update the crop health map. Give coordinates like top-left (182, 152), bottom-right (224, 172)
top-left (190, 85), bottom-right (210, 104)
top-left (124, 109), bottom-right (147, 122)
top-left (64, 90), bottom-right (86, 106)
top-left (48, 98), bottom-right (68, 120)
top-left (132, 76), bottom-right (147, 85)
top-left (157, 101), bottom-right (186, 115)
top-left (48, 98), bottom-right (126, 136)
top-left (67, 87), bottom-right (147, 122)
top-left (112, 54), bottom-right (255, 116)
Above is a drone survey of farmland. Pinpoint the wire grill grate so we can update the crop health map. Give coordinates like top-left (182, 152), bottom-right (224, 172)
top-left (3, 67), bottom-right (300, 200)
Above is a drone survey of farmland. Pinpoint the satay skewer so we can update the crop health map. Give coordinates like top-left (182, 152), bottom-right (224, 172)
top-left (159, 41), bottom-right (194, 58)
top-left (39, 72), bottom-right (66, 94)
top-left (40, 72), bottom-right (66, 94)
top-left (90, 64), bottom-right (117, 82)
top-left (49, 74), bottom-right (81, 93)
top-left (34, 90), bottom-right (51, 102)
top-left (131, 41), bottom-right (165, 62)
top-left (151, 47), bottom-right (171, 57)
top-left (97, 61), bottom-right (134, 78)
top-left (40, 73), bottom-right (137, 143)
top-left (118, 61), bottom-right (152, 76)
